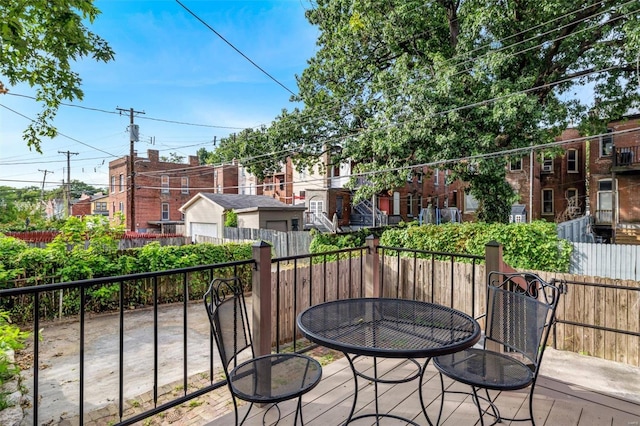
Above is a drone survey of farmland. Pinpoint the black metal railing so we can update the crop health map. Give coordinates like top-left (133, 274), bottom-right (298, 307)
top-left (271, 246), bottom-right (369, 354)
top-left (0, 260), bottom-right (254, 426)
top-left (4, 241), bottom-right (639, 425)
top-left (613, 145), bottom-right (639, 167)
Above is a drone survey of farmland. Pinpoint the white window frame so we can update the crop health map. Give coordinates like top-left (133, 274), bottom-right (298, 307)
top-left (161, 175), bottom-right (169, 194)
top-left (542, 189), bottom-right (554, 215)
top-left (464, 193), bottom-right (478, 213)
top-left (509, 157), bottom-right (523, 171)
top-left (567, 149), bottom-right (578, 173)
top-left (407, 194), bottom-right (414, 217)
top-left (161, 202), bottom-right (170, 220)
top-left (541, 155), bottom-right (553, 173)
top-left (111, 175), bottom-right (116, 193)
top-left (600, 129), bottom-right (613, 157)
top-left (119, 174), bottom-right (124, 192)
top-left (181, 177), bottom-right (189, 194)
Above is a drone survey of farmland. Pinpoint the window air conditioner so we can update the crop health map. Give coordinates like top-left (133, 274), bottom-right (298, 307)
top-left (542, 164), bottom-right (552, 172)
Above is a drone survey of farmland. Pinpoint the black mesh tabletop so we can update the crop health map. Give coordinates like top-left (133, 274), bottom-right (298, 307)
top-left (229, 353), bottom-right (322, 404)
top-left (297, 298), bottom-right (481, 358)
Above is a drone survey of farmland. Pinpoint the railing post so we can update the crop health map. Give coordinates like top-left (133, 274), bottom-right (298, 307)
top-left (365, 235), bottom-right (380, 297)
top-left (485, 240), bottom-right (502, 285)
top-left (252, 240), bottom-right (272, 357)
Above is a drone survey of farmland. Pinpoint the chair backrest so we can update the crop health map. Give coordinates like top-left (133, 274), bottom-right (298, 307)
top-left (485, 271), bottom-right (564, 370)
top-left (203, 277), bottom-right (254, 372)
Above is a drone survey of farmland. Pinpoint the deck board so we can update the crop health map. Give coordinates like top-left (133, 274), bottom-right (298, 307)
top-left (208, 355), bottom-right (640, 425)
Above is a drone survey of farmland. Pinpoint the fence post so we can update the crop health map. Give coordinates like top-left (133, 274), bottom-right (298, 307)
top-left (252, 240), bottom-right (272, 357)
top-left (485, 240), bottom-right (502, 285)
top-left (365, 235), bottom-right (380, 297)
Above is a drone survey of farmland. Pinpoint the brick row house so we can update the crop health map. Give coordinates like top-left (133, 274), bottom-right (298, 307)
top-left (107, 149), bottom-right (256, 233)
top-left (259, 115), bottom-right (640, 242)
top-left (93, 116), bottom-right (639, 241)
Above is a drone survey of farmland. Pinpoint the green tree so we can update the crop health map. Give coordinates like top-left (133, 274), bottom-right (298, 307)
top-left (0, 0), bottom-right (114, 152)
top-left (263, 0), bottom-right (640, 222)
top-left (47, 180), bottom-right (106, 200)
top-left (0, 185), bottom-right (45, 229)
top-left (160, 152), bottom-right (185, 163)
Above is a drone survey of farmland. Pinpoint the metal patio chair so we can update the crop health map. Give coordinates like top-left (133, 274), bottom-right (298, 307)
top-left (433, 271), bottom-right (564, 426)
top-left (204, 277), bottom-right (322, 425)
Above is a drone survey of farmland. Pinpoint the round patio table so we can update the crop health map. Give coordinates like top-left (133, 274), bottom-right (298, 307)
top-left (297, 298), bottom-right (481, 425)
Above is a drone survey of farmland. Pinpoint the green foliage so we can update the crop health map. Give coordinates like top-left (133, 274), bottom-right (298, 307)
top-left (1, 0), bottom-right (115, 151)
top-left (0, 311), bottom-right (29, 393)
top-left (379, 221), bottom-right (571, 272)
top-left (243, 0), bottom-right (640, 223)
top-left (224, 210), bottom-right (238, 227)
top-left (1, 213), bottom-right (255, 321)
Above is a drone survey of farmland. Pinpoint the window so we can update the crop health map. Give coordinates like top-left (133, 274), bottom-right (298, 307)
top-left (111, 176), bottom-right (116, 193)
top-left (600, 129), bottom-right (613, 157)
top-left (541, 155), bottom-right (553, 173)
top-left (161, 175), bottom-right (169, 193)
top-left (542, 189), bottom-right (554, 215)
top-left (119, 201), bottom-right (124, 212)
top-left (181, 177), bottom-right (189, 194)
top-left (450, 190), bottom-right (457, 207)
top-left (597, 179), bottom-right (614, 223)
top-left (161, 203), bottom-right (169, 220)
top-left (393, 192), bottom-right (400, 215)
top-left (119, 174), bottom-right (124, 192)
top-left (434, 168), bottom-right (439, 186)
top-left (598, 179), bottom-right (612, 192)
top-left (567, 149), bottom-right (578, 173)
top-left (509, 157), bottom-right (523, 171)
top-left (567, 188), bottom-right (580, 215)
top-left (407, 194), bottom-right (414, 217)
top-left (464, 193), bottom-right (478, 213)
top-left (310, 200), bottom-right (324, 217)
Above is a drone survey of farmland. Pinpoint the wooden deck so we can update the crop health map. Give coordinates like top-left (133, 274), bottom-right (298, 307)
top-left (210, 354), bottom-right (640, 425)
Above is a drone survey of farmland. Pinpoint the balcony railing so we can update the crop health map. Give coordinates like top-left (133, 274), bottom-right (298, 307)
top-left (2, 240), bottom-right (639, 425)
top-left (613, 145), bottom-right (640, 171)
top-left (595, 209), bottom-right (613, 224)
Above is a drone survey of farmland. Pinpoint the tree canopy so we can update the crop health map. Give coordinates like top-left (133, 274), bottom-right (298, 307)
top-left (0, 0), bottom-right (114, 152)
top-left (220, 0), bottom-right (640, 222)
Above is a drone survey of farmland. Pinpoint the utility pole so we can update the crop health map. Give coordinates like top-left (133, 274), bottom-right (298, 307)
top-left (117, 107), bottom-right (145, 232)
top-left (58, 151), bottom-right (78, 216)
top-left (38, 169), bottom-right (54, 202)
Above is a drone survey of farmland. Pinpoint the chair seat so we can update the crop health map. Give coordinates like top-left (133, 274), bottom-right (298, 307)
top-left (229, 353), bottom-right (322, 404)
top-left (433, 347), bottom-right (534, 391)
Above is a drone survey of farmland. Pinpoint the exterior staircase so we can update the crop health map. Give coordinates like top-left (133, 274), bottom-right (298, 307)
top-left (615, 225), bottom-right (640, 245)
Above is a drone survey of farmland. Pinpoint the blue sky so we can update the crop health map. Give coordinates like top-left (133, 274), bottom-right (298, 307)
top-left (0, 0), bottom-right (318, 190)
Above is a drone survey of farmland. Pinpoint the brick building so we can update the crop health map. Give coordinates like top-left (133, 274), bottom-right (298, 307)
top-left (108, 149), bottom-right (219, 233)
top-left (505, 128), bottom-right (587, 223)
top-left (589, 115), bottom-right (640, 242)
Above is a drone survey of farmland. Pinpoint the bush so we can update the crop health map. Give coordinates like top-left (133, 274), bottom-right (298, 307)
top-left (379, 221), bottom-right (571, 272)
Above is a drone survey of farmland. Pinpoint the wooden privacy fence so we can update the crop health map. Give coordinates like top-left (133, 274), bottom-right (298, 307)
top-left (536, 271), bottom-right (640, 367)
top-left (256, 239), bottom-right (640, 367)
top-left (224, 227), bottom-right (312, 257)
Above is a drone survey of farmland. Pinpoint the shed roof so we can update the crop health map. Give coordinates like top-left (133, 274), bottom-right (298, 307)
top-left (180, 193), bottom-right (306, 212)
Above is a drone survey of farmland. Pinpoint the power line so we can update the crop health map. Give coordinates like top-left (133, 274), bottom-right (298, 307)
top-left (176, 0), bottom-right (297, 97)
